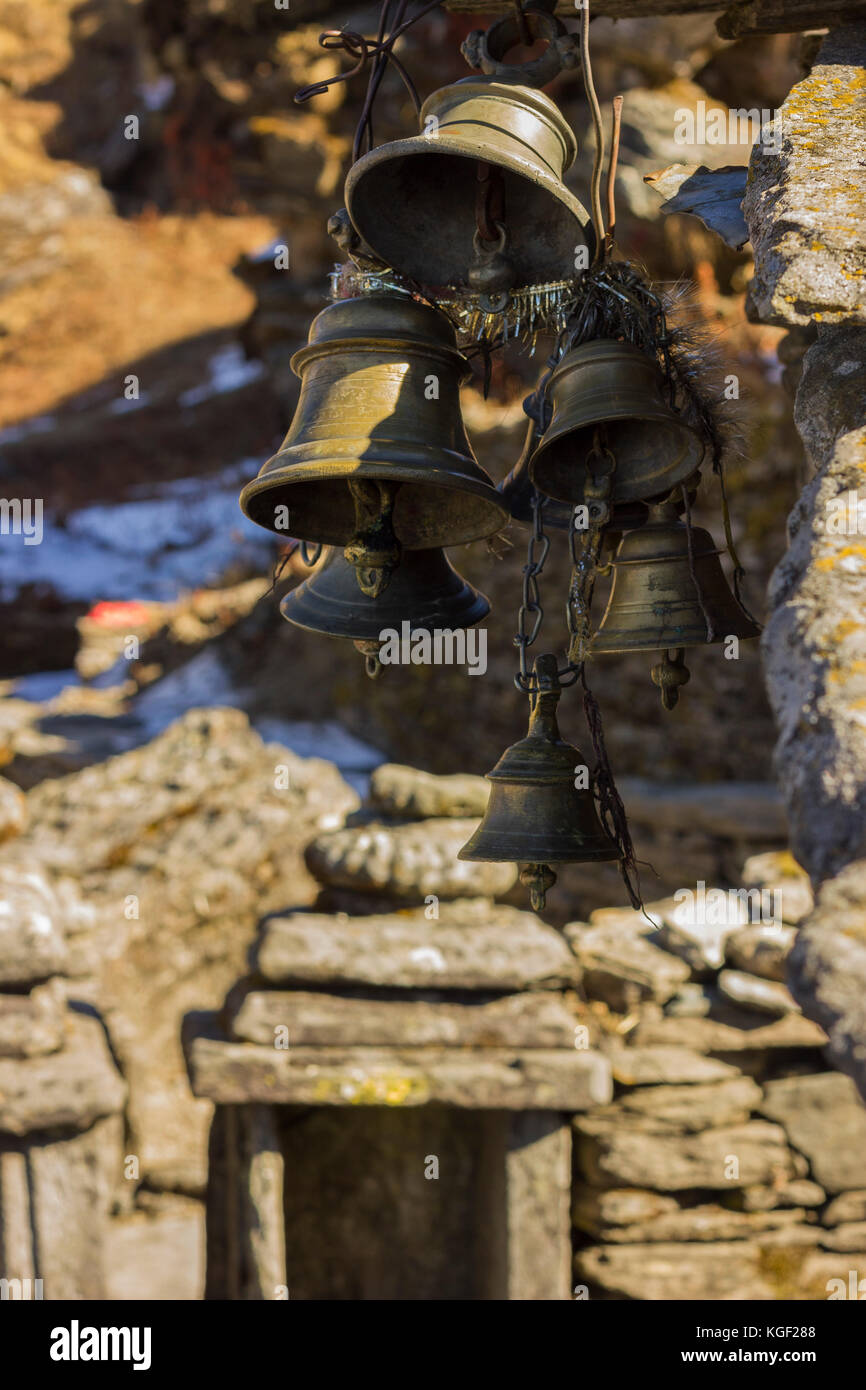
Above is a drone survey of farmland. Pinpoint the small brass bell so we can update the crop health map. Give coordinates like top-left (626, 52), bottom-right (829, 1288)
top-left (529, 341), bottom-right (703, 506)
top-left (281, 546), bottom-right (489, 677)
top-left (239, 294), bottom-right (507, 593)
top-left (344, 80), bottom-right (593, 292)
top-left (459, 653), bottom-right (619, 911)
top-left (499, 418), bottom-right (649, 534)
top-left (590, 506), bottom-right (760, 655)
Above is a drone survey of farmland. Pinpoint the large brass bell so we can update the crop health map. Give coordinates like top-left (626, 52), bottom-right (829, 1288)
top-left (590, 503), bottom-right (760, 707)
top-left (459, 653), bottom-right (619, 911)
top-left (280, 546), bottom-right (489, 677)
top-left (529, 341), bottom-right (703, 506)
top-left (239, 293), bottom-right (506, 596)
top-left (344, 80), bottom-right (593, 292)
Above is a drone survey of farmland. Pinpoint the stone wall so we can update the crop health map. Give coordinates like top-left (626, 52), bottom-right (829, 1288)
top-left (742, 24), bottom-right (866, 1100)
top-left (186, 761), bottom-right (866, 1300)
top-left (570, 902), bottom-right (866, 1299)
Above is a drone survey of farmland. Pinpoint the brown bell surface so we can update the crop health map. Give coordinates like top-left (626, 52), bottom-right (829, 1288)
top-left (280, 545), bottom-right (489, 641)
top-left (239, 294), bottom-right (507, 550)
top-left (344, 79), bottom-right (593, 291)
top-left (459, 653), bottom-right (619, 867)
top-left (590, 514), bottom-right (761, 654)
top-left (529, 340), bottom-right (703, 506)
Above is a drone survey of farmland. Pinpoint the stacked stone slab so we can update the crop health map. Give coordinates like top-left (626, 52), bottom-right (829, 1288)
top-left (186, 898), bottom-right (610, 1299)
top-left (185, 769), bottom-right (615, 1299)
top-left (0, 805), bottom-right (126, 1300)
top-left (568, 874), bottom-right (866, 1299)
top-left (188, 763), bottom-right (866, 1300)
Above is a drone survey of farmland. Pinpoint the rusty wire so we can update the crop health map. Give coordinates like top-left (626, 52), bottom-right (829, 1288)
top-left (294, 0), bottom-right (444, 164)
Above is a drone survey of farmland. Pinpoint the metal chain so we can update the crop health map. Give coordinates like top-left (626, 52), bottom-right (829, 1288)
top-left (564, 430), bottom-right (615, 670)
top-left (513, 492), bottom-right (550, 694)
top-left (299, 541), bottom-right (324, 567)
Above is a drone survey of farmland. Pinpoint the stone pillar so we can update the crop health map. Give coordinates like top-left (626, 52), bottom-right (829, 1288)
top-left (477, 1111), bottom-right (573, 1301)
top-left (742, 25), bottom-right (866, 1094)
top-left (0, 866), bottom-right (126, 1299)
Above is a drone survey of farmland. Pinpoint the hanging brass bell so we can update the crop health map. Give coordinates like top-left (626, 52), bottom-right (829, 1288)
top-left (239, 293), bottom-right (507, 593)
top-left (459, 653), bottom-right (619, 911)
top-left (499, 418), bottom-right (649, 535)
top-left (590, 507), bottom-right (760, 655)
top-left (529, 341), bottom-right (703, 506)
top-left (344, 80), bottom-right (593, 292)
top-left (280, 545), bottom-right (489, 676)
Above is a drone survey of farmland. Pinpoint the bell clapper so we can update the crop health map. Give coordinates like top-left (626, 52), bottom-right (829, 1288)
top-left (468, 223), bottom-right (516, 312)
top-left (353, 640), bottom-right (385, 680)
top-left (343, 478), bottom-right (402, 599)
top-left (651, 648), bottom-right (691, 710)
top-left (520, 863), bottom-right (557, 913)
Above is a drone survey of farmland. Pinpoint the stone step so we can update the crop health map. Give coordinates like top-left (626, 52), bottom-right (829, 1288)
top-left (255, 903), bottom-right (577, 991)
top-left (185, 1025), bottom-right (611, 1111)
top-left (228, 988), bottom-right (582, 1049)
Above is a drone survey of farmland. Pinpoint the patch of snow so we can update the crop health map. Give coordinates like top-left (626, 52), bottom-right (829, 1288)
top-left (0, 414), bottom-right (58, 446)
top-left (179, 344), bottom-right (264, 407)
top-left (9, 669), bottom-right (80, 703)
top-left (0, 461), bottom-right (272, 603)
top-left (138, 76), bottom-right (175, 111)
top-left (256, 718), bottom-right (384, 797)
top-left (131, 648), bottom-right (246, 740)
top-left (246, 239), bottom-right (285, 265)
top-left (107, 392), bottom-right (151, 415)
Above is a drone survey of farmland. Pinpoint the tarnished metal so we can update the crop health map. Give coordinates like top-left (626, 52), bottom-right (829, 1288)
top-left (239, 294), bottom-right (507, 561)
top-left (344, 80), bottom-right (594, 291)
top-left (461, 7), bottom-right (579, 88)
top-left (651, 648), bottom-right (691, 710)
top-left (590, 507), bottom-right (761, 654)
top-left (499, 418), bottom-right (649, 532)
top-left (343, 478), bottom-right (401, 597)
top-left (529, 340), bottom-right (704, 506)
top-left (459, 653), bottom-right (619, 911)
top-left (280, 545), bottom-right (489, 657)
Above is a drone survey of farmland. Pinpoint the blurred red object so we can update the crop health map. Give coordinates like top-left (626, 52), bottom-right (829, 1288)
top-left (86, 601), bottom-right (152, 628)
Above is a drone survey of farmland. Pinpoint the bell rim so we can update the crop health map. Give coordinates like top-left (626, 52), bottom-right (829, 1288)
top-left (458, 838), bottom-right (620, 864)
top-left (279, 551), bottom-right (491, 639)
top-left (239, 460), bottom-right (508, 547)
top-left (589, 619), bottom-right (760, 653)
top-left (345, 137), bottom-right (595, 288)
top-left (281, 597), bottom-right (491, 641)
top-left (529, 415), bottom-right (704, 505)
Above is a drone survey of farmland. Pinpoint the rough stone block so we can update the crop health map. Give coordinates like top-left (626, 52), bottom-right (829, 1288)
top-left (759, 1072), bottom-right (866, 1193)
top-left (256, 903), bottom-right (577, 992)
top-left (229, 988), bottom-right (580, 1050)
top-left (187, 1031), bottom-right (612, 1112)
